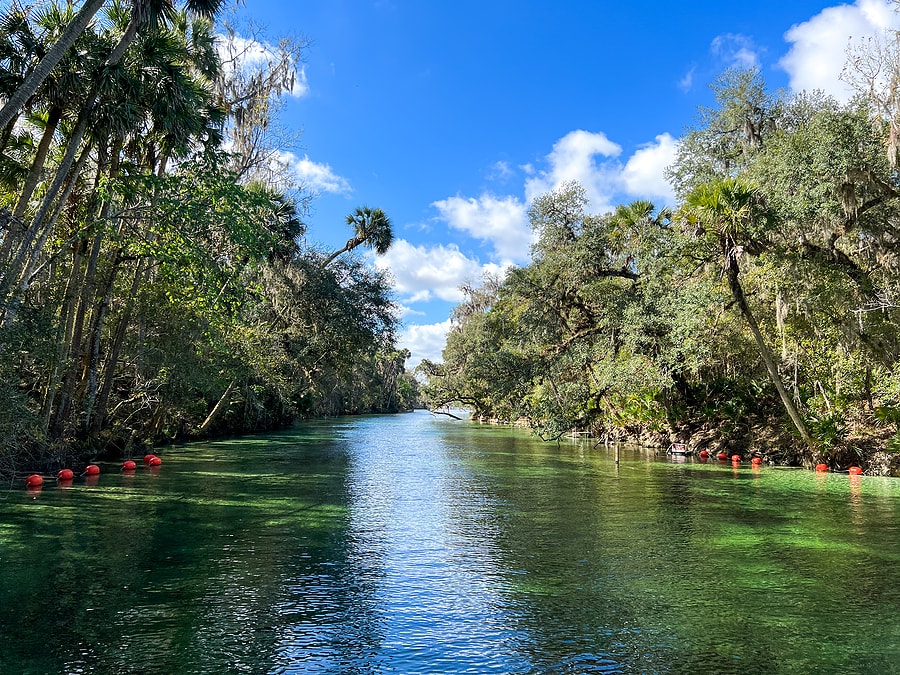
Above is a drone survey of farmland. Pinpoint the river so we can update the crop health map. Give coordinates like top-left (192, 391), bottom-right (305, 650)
top-left (1, 410), bottom-right (899, 673)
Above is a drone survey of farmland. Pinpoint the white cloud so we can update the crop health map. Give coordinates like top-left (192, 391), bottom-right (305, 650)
top-left (285, 152), bottom-right (352, 194)
top-left (291, 66), bottom-right (310, 98)
top-left (375, 239), bottom-right (504, 303)
top-left (711, 33), bottom-right (761, 70)
top-left (621, 133), bottom-right (678, 204)
top-left (431, 194), bottom-right (531, 263)
top-left (679, 66), bottom-right (696, 93)
top-left (524, 130), bottom-right (623, 214)
top-left (399, 320), bottom-right (453, 369)
top-left (518, 129), bottom-right (675, 212)
top-left (390, 129), bottom-right (677, 366)
top-left (488, 160), bottom-right (514, 182)
top-left (781, 0), bottom-right (900, 102)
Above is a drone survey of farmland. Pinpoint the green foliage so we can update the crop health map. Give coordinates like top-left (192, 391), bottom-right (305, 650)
top-left (805, 411), bottom-right (849, 450)
top-left (426, 66), bottom-right (900, 463)
top-left (0, 2), bottom-right (411, 472)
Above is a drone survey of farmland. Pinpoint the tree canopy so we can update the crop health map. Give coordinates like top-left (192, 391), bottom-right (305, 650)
top-left (0, 1), bottom-right (419, 476)
top-left (424, 65), bottom-right (900, 473)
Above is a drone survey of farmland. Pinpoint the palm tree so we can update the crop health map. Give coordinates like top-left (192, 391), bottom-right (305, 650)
top-left (1, 0), bottom-right (224, 325)
top-left (323, 206), bottom-right (394, 266)
top-left (0, 0), bottom-right (223, 130)
top-left (0, 0), bottom-right (106, 130)
top-left (680, 177), bottom-right (815, 450)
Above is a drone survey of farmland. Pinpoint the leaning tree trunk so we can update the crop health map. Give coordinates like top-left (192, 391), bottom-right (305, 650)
top-left (725, 260), bottom-right (816, 451)
top-left (1, 119), bottom-right (93, 325)
top-left (199, 379), bottom-right (238, 434)
top-left (0, 106), bottom-right (63, 268)
top-left (13, 106), bottom-right (63, 219)
top-left (0, 0), bottom-right (107, 129)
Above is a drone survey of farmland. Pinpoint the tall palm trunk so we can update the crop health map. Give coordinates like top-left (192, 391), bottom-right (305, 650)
top-left (0, 107), bottom-right (62, 267)
top-left (40, 238), bottom-right (89, 434)
top-left (0, 0), bottom-right (107, 129)
top-left (1, 7), bottom-right (141, 321)
top-left (724, 255), bottom-right (815, 450)
top-left (14, 106), bottom-right (63, 219)
top-left (2, 137), bottom-right (93, 326)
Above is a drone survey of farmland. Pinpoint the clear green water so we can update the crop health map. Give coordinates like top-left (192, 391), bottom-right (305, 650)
top-left (2, 411), bottom-right (900, 674)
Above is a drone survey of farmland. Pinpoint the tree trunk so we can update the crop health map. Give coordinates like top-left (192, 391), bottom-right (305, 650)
top-left (0, 0), bottom-right (107, 129)
top-left (200, 379), bottom-right (238, 434)
top-left (39, 238), bottom-right (88, 435)
top-left (89, 259), bottom-right (146, 437)
top-left (0, 137), bottom-right (90, 326)
top-left (322, 236), bottom-right (365, 267)
top-left (14, 106), bottom-right (63, 219)
top-left (725, 261), bottom-right (815, 450)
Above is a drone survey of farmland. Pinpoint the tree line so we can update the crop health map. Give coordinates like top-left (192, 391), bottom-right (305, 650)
top-left (423, 66), bottom-right (900, 473)
top-left (0, 1), bottom-right (420, 476)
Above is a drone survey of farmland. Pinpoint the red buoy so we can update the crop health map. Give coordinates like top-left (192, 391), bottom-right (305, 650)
top-left (57, 468), bottom-right (74, 480)
top-left (143, 454), bottom-right (157, 465)
top-left (85, 464), bottom-right (100, 476)
top-left (731, 454), bottom-right (741, 462)
top-left (848, 466), bottom-right (863, 475)
top-left (25, 474), bottom-right (43, 487)
top-left (148, 456), bottom-right (162, 467)
top-left (717, 452), bottom-right (727, 461)
top-left (699, 450), bottom-right (710, 459)
top-left (122, 460), bottom-right (137, 470)
top-left (751, 457), bottom-right (762, 465)
top-left (815, 463), bottom-right (828, 472)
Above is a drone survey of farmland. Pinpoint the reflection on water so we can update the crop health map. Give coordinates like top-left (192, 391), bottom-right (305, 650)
top-left (2, 411), bottom-right (900, 673)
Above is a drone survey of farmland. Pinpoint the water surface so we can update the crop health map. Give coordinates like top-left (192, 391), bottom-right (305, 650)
top-left (2, 411), bottom-right (899, 673)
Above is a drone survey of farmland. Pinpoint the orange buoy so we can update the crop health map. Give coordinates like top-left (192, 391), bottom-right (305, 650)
top-left (751, 457), bottom-right (762, 465)
top-left (848, 466), bottom-right (863, 475)
top-left (25, 474), bottom-right (43, 487)
top-left (815, 463), bottom-right (828, 472)
top-left (699, 450), bottom-right (710, 459)
top-left (122, 460), bottom-right (137, 470)
top-left (57, 468), bottom-right (74, 480)
top-left (731, 454), bottom-right (741, 462)
top-left (148, 456), bottom-right (162, 466)
top-left (143, 454), bottom-right (157, 465)
top-left (85, 464), bottom-right (100, 476)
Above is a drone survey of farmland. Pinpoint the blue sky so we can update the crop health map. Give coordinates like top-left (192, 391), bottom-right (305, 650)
top-left (230, 0), bottom-right (897, 367)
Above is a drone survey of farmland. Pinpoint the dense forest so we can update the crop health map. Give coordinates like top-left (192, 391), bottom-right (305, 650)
top-left (0, 1), bottom-right (420, 477)
top-left (8, 3), bottom-right (900, 479)
top-left (423, 65), bottom-right (900, 476)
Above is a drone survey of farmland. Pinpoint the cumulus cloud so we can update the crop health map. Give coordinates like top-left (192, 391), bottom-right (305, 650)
top-left (524, 130), bottom-right (623, 213)
top-left (781, 0), bottom-right (900, 102)
top-left (285, 152), bottom-right (352, 194)
top-left (621, 133), bottom-right (678, 204)
top-left (431, 194), bottom-right (531, 263)
top-left (398, 129), bottom-right (677, 365)
top-left (375, 239), bottom-right (504, 303)
top-left (516, 129), bottom-right (675, 212)
top-left (399, 320), bottom-right (453, 368)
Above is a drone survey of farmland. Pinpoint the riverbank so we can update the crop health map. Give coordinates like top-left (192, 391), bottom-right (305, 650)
top-left (468, 412), bottom-right (900, 477)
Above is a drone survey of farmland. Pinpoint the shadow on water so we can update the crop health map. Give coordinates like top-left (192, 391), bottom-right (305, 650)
top-left (1, 411), bottom-right (899, 673)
